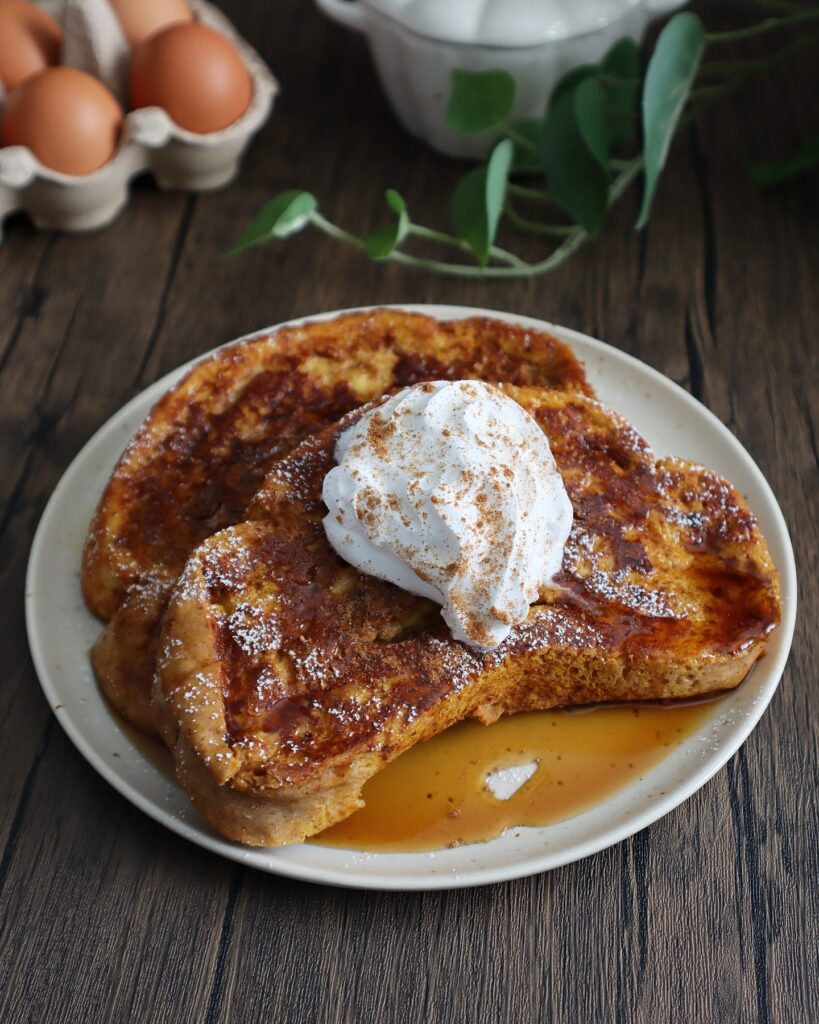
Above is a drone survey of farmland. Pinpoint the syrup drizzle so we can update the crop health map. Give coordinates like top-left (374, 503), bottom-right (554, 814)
top-left (314, 700), bottom-right (717, 852)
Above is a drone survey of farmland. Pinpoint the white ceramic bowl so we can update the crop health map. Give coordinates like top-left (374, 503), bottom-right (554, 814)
top-left (316, 0), bottom-right (685, 158)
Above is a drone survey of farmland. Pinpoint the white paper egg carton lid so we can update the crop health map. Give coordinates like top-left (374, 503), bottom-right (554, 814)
top-left (0, 0), bottom-right (278, 240)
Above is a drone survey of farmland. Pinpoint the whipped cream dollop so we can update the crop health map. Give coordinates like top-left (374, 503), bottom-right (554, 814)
top-left (321, 381), bottom-right (573, 650)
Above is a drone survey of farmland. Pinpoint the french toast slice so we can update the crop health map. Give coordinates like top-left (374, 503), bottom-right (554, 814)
top-left (154, 387), bottom-right (781, 847)
top-left (82, 310), bottom-right (591, 732)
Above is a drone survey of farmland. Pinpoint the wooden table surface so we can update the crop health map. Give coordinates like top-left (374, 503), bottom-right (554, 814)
top-left (1, 1), bottom-right (816, 1021)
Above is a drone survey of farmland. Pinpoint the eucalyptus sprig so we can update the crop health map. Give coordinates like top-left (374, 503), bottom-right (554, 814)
top-left (232, 5), bottom-right (819, 279)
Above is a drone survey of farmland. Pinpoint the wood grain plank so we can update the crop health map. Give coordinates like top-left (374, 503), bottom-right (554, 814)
top-left (693, 33), bottom-right (819, 1023)
top-left (0, 190), bottom-right (228, 1024)
top-left (0, 233), bottom-right (52, 371)
top-left (0, 728), bottom-right (233, 1024)
top-left (0, 193), bottom-right (196, 874)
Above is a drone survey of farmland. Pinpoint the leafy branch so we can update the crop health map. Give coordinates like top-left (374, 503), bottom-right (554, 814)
top-left (232, 5), bottom-right (819, 279)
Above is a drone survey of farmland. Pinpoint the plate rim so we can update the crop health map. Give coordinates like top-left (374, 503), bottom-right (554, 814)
top-left (25, 303), bottom-right (798, 890)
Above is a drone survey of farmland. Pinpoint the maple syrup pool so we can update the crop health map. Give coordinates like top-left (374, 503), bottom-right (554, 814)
top-left (313, 701), bottom-right (717, 852)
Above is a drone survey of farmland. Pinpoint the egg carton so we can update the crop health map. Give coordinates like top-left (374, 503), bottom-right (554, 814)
top-left (0, 0), bottom-right (278, 240)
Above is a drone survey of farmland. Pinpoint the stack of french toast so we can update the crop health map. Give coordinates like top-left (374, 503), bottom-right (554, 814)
top-left (81, 310), bottom-right (780, 847)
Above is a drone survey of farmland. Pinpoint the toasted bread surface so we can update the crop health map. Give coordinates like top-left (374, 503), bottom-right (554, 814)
top-left (154, 388), bottom-right (780, 846)
top-left (83, 311), bottom-right (591, 732)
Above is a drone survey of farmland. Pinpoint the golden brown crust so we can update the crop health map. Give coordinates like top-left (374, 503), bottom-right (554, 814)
top-left (153, 689), bottom-right (369, 847)
top-left (83, 310), bottom-right (591, 733)
top-left (155, 387), bottom-right (781, 846)
top-left (91, 576), bottom-right (172, 733)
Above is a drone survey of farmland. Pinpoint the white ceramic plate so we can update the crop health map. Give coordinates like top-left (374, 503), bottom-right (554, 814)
top-left (25, 305), bottom-right (797, 890)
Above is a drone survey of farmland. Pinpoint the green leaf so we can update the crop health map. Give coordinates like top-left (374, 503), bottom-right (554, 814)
top-left (364, 189), bottom-right (409, 260)
top-left (509, 118), bottom-right (545, 174)
top-left (447, 70), bottom-right (516, 134)
top-left (637, 12), bottom-right (704, 229)
top-left (748, 131), bottom-right (819, 188)
top-left (574, 76), bottom-right (610, 172)
top-left (229, 191), bottom-right (317, 253)
top-left (549, 64), bottom-right (598, 109)
top-left (452, 139), bottom-right (514, 266)
top-left (602, 37), bottom-right (640, 82)
top-left (601, 38), bottom-right (641, 146)
top-left (540, 88), bottom-right (609, 235)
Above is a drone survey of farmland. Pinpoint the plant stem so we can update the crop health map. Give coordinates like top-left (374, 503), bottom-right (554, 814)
top-left (408, 224), bottom-right (529, 268)
top-left (499, 121), bottom-right (538, 152)
top-left (488, 246), bottom-right (530, 270)
top-left (309, 212), bottom-right (366, 249)
top-left (505, 203), bottom-right (574, 238)
top-left (384, 233), bottom-right (587, 278)
top-left (385, 252), bottom-right (515, 277)
top-left (309, 214), bottom-right (529, 272)
top-left (704, 7), bottom-right (819, 43)
top-left (507, 182), bottom-right (551, 203)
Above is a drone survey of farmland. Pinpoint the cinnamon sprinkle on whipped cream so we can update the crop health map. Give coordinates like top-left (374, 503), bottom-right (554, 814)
top-left (321, 381), bottom-right (573, 650)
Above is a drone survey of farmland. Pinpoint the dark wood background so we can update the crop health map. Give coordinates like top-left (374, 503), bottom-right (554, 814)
top-left (1, 1), bottom-right (816, 1021)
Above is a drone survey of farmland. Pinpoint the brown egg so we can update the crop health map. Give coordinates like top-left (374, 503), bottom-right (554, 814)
top-left (129, 22), bottom-right (252, 134)
top-left (109, 0), bottom-right (192, 49)
top-left (2, 67), bottom-right (124, 175)
top-left (0, 1), bottom-right (63, 90)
